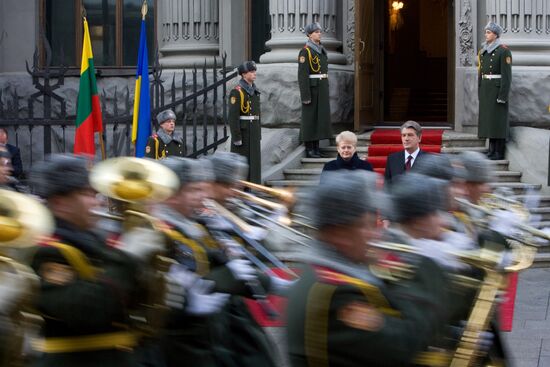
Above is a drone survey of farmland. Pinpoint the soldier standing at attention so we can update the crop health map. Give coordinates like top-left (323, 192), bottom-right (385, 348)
top-left (228, 61), bottom-right (262, 184)
top-left (298, 22), bottom-right (332, 158)
top-left (478, 22), bottom-right (512, 160)
top-left (145, 109), bottom-right (184, 159)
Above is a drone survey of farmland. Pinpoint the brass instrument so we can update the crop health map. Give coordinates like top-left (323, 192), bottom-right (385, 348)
top-left (0, 189), bottom-right (53, 366)
top-left (89, 157), bottom-right (180, 333)
top-left (369, 239), bottom-right (535, 367)
top-left (455, 196), bottom-right (550, 245)
top-left (238, 180), bottom-right (296, 208)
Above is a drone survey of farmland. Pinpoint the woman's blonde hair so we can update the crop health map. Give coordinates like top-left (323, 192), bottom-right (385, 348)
top-left (335, 131), bottom-right (358, 146)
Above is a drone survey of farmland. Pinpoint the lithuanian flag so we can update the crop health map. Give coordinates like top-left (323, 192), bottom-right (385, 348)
top-left (74, 18), bottom-right (103, 155)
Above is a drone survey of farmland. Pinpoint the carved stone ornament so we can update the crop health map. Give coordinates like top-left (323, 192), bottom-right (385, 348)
top-left (458, 0), bottom-right (474, 67)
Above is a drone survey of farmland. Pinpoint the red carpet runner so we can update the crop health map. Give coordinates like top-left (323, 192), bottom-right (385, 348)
top-left (367, 129), bottom-right (444, 174)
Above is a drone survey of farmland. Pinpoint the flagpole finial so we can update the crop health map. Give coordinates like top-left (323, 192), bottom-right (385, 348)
top-left (81, 4), bottom-right (87, 19)
top-left (141, 1), bottom-right (148, 20)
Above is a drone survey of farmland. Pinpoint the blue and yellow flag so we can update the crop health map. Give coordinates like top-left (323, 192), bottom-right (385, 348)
top-left (131, 18), bottom-right (151, 157)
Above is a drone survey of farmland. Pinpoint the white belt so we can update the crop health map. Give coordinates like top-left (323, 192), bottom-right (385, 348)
top-left (482, 74), bottom-right (502, 79)
top-left (239, 115), bottom-right (260, 121)
top-left (309, 74), bottom-right (328, 79)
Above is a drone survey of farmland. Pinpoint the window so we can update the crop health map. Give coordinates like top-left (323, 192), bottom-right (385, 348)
top-left (42, 0), bottom-right (155, 67)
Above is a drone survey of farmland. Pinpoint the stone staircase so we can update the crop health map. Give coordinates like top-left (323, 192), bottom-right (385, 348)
top-left (267, 131), bottom-right (541, 195)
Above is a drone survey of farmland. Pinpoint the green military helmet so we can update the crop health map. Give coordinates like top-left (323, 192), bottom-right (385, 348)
top-left (389, 173), bottom-right (448, 223)
top-left (30, 154), bottom-right (91, 199)
top-left (310, 170), bottom-right (388, 229)
top-left (458, 151), bottom-right (494, 183)
top-left (209, 152), bottom-right (248, 185)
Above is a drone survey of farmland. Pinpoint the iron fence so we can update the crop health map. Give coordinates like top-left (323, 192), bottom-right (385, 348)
top-left (0, 39), bottom-right (237, 173)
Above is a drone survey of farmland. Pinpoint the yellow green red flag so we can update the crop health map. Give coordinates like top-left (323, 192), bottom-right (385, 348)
top-left (74, 18), bottom-right (103, 155)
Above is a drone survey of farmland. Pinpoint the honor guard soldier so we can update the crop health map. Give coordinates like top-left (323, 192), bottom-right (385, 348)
top-left (145, 109), bottom-right (184, 159)
top-left (228, 61), bottom-right (262, 184)
top-left (298, 22), bottom-right (332, 158)
top-left (478, 22), bottom-right (512, 160)
top-left (28, 155), bottom-right (146, 367)
top-left (286, 170), bottom-right (450, 366)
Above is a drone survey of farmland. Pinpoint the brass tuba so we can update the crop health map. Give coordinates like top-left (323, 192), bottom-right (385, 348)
top-left (0, 189), bottom-right (54, 366)
top-left (89, 157), bottom-right (180, 333)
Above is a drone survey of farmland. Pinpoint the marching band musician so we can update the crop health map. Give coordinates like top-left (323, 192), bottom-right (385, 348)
top-left (154, 155), bottom-right (283, 367)
top-left (27, 154), bottom-right (149, 367)
top-left (286, 170), bottom-right (450, 366)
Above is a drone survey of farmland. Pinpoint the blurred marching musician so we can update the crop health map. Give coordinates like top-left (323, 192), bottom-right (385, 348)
top-left (0, 189), bottom-right (49, 366)
top-left (155, 155), bottom-right (285, 367)
top-left (286, 170), bottom-right (450, 366)
top-left (27, 154), bottom-right (149, 367)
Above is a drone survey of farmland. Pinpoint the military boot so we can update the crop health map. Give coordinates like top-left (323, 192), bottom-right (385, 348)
top-left (491, 139), bottom-right (505, 160)
top-left (313, 141), bottom-right (324, 158)
top-left (486, 139), bottom-right (496, 159)
top-left (306, 142), bottom-right (320, 158)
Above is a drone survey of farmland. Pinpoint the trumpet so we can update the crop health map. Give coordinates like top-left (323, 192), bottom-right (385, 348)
top-left (239, 180), bottom-right (296, 208)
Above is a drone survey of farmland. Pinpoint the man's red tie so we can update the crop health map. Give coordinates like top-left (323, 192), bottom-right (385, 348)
top-left (405, 155), bottom-right (412, 171)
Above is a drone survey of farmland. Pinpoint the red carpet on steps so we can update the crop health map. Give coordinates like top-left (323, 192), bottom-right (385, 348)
top-left (370, 129), bottom-right (444, 145)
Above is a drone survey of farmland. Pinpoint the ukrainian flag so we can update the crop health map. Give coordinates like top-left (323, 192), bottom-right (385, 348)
top-left (131, 18), bottom-right (151, 157)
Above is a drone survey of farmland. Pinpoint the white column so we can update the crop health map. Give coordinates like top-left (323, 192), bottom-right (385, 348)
top-left (159, 0), bottom-right (220, 68)
top-left (485, 0), bottom-right (550, 65)
top-left (260, 0), bottom-right (347, 64)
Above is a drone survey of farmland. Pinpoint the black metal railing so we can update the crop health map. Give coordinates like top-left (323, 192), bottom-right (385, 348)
top-left (0, 38), bottom-right (237, 173)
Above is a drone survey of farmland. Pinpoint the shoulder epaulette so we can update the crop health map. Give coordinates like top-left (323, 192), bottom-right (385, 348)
top-left (313, 266), bottom-right (368, 287)
top-left (151, 134), bottom-right (158, 139)
top-left (501, 44), bottom-right (509, 49)
top-left (235, 85), bottom-right (242, 91)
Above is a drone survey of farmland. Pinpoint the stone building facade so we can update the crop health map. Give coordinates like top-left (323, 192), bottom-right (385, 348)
top-left (1, 0), bottom-right (549, 130)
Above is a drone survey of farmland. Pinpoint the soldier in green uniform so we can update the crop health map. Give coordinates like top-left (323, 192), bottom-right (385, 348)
top-left (478, 22), bottom-right (512, 160)
top-left (298, 22), bottom-right (332, 158)
top-left (228, 61), bottom-right (262, 184)
top-left (286, 170), bottom-right (450, 366)
top-left (155, 155), bottom-right (284, 367)
top-left (145, 109), bottom-right (184, 159)
top-left (28, 154), bottom-right (147, 367)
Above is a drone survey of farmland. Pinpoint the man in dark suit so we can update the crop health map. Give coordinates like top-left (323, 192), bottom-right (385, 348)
top-left (384, 120), bottom-right (428, 186)
top-left (0, 128), bottom-right (23, 179)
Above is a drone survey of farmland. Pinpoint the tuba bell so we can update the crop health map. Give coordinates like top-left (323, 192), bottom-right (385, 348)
top-left (0, 189), bottom-right (54, 366)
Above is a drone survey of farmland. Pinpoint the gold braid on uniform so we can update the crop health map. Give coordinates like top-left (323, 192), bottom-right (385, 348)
top-left (238, 89), bottom-right (251, 114)
top-left (305, 47), bottom-right (321, 73)
top-left (305, 283), bottom-right (335, 367)
top-left (161, 228), bottom-right (210, 276)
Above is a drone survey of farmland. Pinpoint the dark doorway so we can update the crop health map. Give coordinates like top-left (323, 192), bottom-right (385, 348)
top-left (383, 0), bottom-right (450, 124)
top-left (250, 0), bottom-right (271, 62)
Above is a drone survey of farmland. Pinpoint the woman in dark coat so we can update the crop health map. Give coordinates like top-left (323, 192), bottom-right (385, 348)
top-left (321, 131), bottom-right (372, 181)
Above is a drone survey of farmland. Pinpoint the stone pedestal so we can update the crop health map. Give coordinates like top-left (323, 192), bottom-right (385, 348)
top-left (260, 0), bottom-right (347, 64)
top-left (158, 0), bottom-right (220, 68)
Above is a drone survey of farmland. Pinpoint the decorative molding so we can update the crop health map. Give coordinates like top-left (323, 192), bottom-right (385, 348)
top-left (346, 0), bottom-right (355, 65)
top-left (458, 0), bottom-right (474, 67)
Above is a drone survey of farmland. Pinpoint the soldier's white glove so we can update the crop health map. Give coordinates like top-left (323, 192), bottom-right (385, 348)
top-left (165, 265), bottom-right (198, 310)
top-left (496, 99), bottom-right (506, 104)
top-left (489, 209), bottom-right (522, 238)
top-left (186, 279), bottom-right (230, 316)
top-left (118, 227), bottom-right (164, 261)
top-left (233, 140), bottom-right (243, 146)
top-left (302, 100), bottom-right (311, 105)
top-left (226, 259), bottom-right (257, 281)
